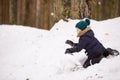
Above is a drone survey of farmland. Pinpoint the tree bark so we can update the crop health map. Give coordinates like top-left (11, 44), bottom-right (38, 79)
top-left (0, 0), bottom-right (3, 24)
top-left (9, 0), bottom-right (17, 24)
top-left (36, 0), bottom-right (41, 28)
top-left (2, 0), bottom-right (9, 24)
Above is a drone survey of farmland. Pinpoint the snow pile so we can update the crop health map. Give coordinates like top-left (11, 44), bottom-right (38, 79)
top-left (0, 17), bottom-right (120, 80)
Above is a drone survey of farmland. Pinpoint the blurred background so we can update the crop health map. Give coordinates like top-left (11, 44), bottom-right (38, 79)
top-left (0, 0), bottom-right (120, 30)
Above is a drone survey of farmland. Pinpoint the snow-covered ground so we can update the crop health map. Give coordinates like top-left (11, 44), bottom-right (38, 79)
top-left (0, 17), bottom-right (120, 80)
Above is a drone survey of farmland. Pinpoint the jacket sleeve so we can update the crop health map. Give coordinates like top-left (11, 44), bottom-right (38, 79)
top-left (69, 38), bottom-right (86, 53)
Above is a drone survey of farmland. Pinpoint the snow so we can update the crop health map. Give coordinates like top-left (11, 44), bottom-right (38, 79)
top-left (0, 17), bottom-right (120, 80)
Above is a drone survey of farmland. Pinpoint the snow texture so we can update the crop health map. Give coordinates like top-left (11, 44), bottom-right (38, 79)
top-left (0, 17), bottom-right (120, 80)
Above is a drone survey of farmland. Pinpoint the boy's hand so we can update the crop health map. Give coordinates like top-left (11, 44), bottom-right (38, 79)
top-left (65, 48), bottom-right (73, 55)
top-left (65, 40), bottom-right (73, 44)
top-left (65, 40), bottom-right (74, 46)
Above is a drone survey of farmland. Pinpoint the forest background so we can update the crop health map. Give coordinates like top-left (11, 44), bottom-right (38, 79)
top-left (0, 0), bottom-right (120, 30)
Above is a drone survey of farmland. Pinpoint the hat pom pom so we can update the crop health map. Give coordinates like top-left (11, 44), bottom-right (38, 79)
top-left (85, 18), bottom-right (90, 25)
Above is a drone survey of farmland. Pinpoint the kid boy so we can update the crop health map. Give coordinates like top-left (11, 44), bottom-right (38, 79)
top-left (65, 18), bottom-right (119, 68)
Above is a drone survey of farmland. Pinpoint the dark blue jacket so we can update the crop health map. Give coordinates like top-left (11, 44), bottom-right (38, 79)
top-left (70, 30), bottom-right (106, 57)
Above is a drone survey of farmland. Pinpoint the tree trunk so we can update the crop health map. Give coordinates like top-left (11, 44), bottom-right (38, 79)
top-left (2, 0), bottom-right (9, 24)
top-left (17, 0), bottom-right (21, 25)
top-left (101, 0), bottom-right (106, 20)
top-left (36, 0), bottom-right (41, 28)
top-left (118, 0), bottom-right (120, 16)
top-left (0, 0), bottom-right (2, 24)
top-left (9, 0), bottom-right (17, 24)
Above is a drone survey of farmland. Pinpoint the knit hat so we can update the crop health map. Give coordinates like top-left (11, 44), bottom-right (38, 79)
top-left (75, 18), bottom-right (90, 30)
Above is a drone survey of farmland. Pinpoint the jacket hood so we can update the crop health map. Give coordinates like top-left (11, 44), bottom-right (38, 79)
top-left (77, 27), bottom-right (92, 37)
top-left (83, 29), bottom-right (94, 38)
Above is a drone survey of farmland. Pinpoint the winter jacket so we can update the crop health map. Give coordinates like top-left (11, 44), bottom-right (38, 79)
top-left (69, 28), bottom-right (106, 58)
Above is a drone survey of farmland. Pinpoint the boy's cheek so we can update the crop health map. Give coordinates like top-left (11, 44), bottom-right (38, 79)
top-left (76, 29), bottom-right (81, 34)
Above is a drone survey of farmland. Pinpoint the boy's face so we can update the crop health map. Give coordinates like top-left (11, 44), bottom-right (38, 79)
top-left (76, 28), bottom-right (81, 34)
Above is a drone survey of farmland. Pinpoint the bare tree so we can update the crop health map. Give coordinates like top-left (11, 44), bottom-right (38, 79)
top-left (36, 0), bottom-right (41, 28)
top-left (79, 0), bottom-right (89, 19)
top-left (0, 0), bottom-right (3, 24)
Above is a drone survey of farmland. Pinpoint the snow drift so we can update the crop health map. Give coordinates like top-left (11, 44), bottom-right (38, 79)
top-left (0, 17), bottom-right (120, 80)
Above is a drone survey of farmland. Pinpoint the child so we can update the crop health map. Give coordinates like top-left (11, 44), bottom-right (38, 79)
top-left (65, 18), bottom-right (119, 68)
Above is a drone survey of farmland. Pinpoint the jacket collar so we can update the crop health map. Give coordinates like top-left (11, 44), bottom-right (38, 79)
top-left (77, 27), bottom-right (91, 37)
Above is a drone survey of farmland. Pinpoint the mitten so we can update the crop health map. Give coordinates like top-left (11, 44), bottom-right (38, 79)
top-left (65, 48), bottom-right (73, 55)
top-left (65, 40), bottom-right (74, 47)
top-left (65, 40), bottom-right (78, 48)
